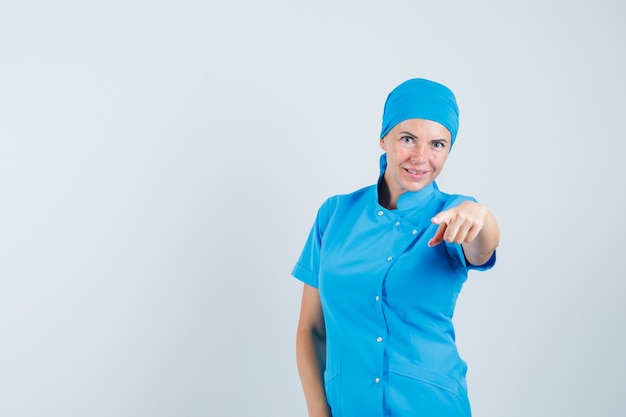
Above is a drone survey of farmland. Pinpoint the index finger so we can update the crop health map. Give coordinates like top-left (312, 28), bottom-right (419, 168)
top-left (431, 210), bottom-right (451, 225)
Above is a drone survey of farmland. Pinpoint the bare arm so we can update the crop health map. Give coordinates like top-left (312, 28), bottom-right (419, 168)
top-left (428, 200), bottom-right (500, 266)
top-left (296, 284), bottom-right (331, 417)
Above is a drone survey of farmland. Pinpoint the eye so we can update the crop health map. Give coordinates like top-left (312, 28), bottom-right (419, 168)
top-left (400, 135), bottom-right (415, 144)
top-left (432, 141), bottom-right (446, 150)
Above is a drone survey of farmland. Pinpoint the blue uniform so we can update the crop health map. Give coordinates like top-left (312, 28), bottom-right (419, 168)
top-left (292, 180), bottom-right (495, 417)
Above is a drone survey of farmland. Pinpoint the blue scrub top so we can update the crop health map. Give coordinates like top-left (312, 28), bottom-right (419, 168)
top-left (292, 181), bottom-right (496, 417)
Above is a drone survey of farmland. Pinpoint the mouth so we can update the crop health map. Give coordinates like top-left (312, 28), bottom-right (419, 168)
top-left (404, 168), bottom-right (429, 176)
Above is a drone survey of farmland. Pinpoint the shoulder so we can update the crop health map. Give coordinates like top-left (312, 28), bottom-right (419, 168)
top-left (315, 184), bottom-right (377, 226)
top-left (432, 185), bottom-right (477, 210)
top-left (321, 183), bottom-right (377, 210)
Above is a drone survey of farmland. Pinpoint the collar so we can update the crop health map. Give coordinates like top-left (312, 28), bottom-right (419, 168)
top-left (396, 182), bottom-right (437, 211)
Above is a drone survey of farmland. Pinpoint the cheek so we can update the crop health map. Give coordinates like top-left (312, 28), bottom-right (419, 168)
top-left (432, 154), bottom-right (448, 168)
top-left (385, 148), bottom-right (401, 164)
top-left (393, 147), bottom-right (411, 160)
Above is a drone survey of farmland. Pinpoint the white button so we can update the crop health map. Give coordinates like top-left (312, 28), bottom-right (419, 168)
top-left (377, 210), bottom-right (384, 216)
top-left (412, 229), bottom-right (418, 235)
top-left (375, 295), bottom-right (380, 301)
top-left (387, 256), bottom-right (393, 261)
top-left (395, 221), bottom-right (400, 227)
top-left (376, 337), bottom-right (383, 343)
top-left (375, 377), bottom-right (381, 383)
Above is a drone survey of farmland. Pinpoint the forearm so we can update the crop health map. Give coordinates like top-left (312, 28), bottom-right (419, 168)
top-left (296, 327), bottom-right (331, 417)
top-left (462, 209), bottom-right (500, 266)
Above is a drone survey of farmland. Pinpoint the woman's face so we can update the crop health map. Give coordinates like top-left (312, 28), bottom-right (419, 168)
top-left (379, 118), bottom-right (451, 204)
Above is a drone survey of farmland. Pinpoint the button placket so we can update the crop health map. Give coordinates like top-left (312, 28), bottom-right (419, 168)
top-left (373, 211), bottom-right (422, 394)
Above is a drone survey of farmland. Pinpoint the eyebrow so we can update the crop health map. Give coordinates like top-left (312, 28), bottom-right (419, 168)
top-left (399, 131), bottom-right (418, 138)
top-left (399, 131), bottom-right (449, 142)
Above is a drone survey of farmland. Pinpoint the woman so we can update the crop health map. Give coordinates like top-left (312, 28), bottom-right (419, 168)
top-left (292, 78), bottom-right (500, 417)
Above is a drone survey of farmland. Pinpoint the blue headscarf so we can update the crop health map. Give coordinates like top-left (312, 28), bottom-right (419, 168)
top-left (378, 78), bottom-right (460, 176)
top-left (380, 78), bottom-right (459, 147)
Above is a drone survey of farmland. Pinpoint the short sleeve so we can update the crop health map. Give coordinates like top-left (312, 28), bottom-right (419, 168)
top-left (291, 198), bottom-right (333, 288)
top-left (467, 250), bottom-right (496, 271)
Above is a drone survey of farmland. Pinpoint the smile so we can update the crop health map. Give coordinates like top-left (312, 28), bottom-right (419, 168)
top-left (405, 168), bottom-right (428, 175)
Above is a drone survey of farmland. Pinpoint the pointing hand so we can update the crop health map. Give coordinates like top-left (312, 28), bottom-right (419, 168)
top-left (428, 201), bottom-right (487, 247)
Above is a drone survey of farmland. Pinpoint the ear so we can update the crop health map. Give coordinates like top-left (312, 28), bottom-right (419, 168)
top-left (379, 138), bottom-right (386, 151)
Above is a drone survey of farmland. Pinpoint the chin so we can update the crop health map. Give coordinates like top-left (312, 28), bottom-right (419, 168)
top-left (403, 183), bottom-right (429, 192)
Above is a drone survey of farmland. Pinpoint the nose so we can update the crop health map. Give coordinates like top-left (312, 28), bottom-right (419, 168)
top-left (410, 143), bottom-right (427, 162)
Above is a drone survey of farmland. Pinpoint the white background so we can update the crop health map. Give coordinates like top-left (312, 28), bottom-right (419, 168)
top-left (1, 1), bottom-right (625, 416)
